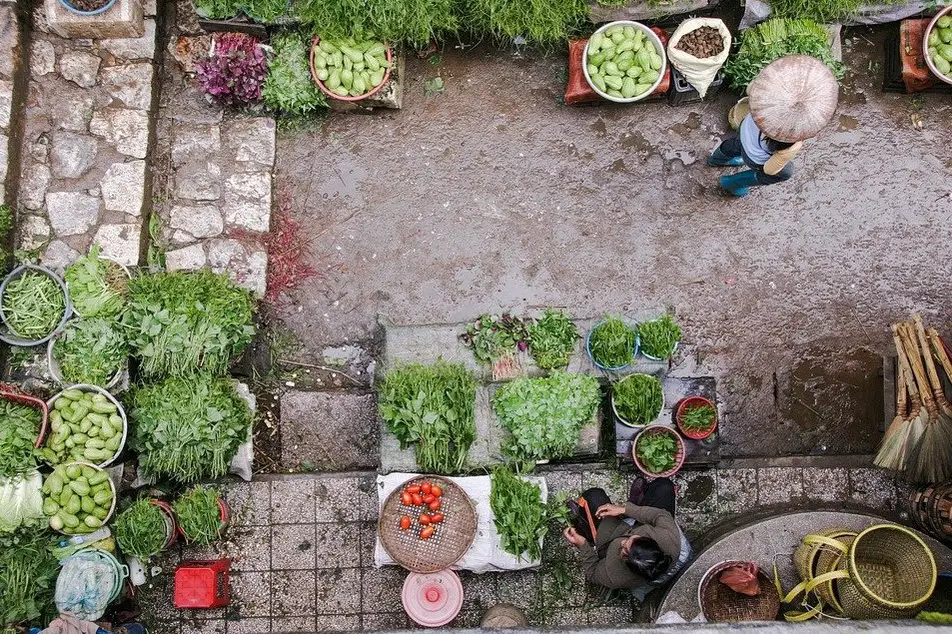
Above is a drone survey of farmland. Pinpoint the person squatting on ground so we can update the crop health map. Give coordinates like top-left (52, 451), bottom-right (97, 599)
top-left (562, 477), bottom-right (693, 602)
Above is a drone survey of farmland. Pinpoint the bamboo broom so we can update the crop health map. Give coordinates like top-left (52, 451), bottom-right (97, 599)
top-left (898, 321), bottom-right (949, 483)
top-left (911, 315), bottom-right (952, 482)
top-left (874, 364), bottom-right (910, 471)
top-left (877, 324), bottom-right (926, 473)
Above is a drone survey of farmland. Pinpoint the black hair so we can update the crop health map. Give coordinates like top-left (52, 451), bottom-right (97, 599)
top-left (624, 538), bottom-right (671, 580)
top-left (765, 137), bottom-right (795, 152)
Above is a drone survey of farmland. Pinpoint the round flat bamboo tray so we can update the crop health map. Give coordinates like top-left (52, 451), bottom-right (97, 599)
top-left (378, 475), bottom-right (477, 573)
top-left (698, 560), bottom-right (780, 622)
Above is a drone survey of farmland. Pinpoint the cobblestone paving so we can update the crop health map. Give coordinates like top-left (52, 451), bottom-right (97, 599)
top-left (0, 1), bottom-right (19, 208)
top-left (136, 465), bottom-right (910, 633)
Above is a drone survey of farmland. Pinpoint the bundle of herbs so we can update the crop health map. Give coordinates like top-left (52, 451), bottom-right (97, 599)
top-left (638, 314), bottom-right (681, 360)
top-left (294, 0), bottom-right (458, 48)
top-left (378, 362), bottom-right (476, 474)
top-left (63, 245), bottom-right (127, 319)
top-left (1, 270), bottom-right (65, 341)
top-left (490, 465), bottom-right (548, 561)
top-left (113, 499), bottom-right (169, 559)
top-left (263, 32), bottom-right (328, 116)
top-left (494, 371), bottom-right (601, 463)
top-left (52, 318), bottom-right (127, 387)
top-left (0, 528), bottom-right (58, 630)
top-left (0, 400), bottom-right (42, 478)
top-left (612, 373), bottom-right (663, 426)
top-left (461, 313), bottom-right (528, 366)
top-left (679, 402), bottom-right (716, 434)
top-left (723, 19), bottom-right (844, 89)
top-left (124, 270), bottom-right (255, 378)
top-left (527, 309), bottom-right (578, 370)
top-left (588, 315), bottom-right (636, 369)
top-left (635, 429), bottom-right (679, 474)
top-left (173, 487), bottom-right (223, 544)
top-left (130, 375), bottom-right (253, 483)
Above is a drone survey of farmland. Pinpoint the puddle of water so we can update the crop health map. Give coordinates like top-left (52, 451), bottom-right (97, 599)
top-left (838, 115), bottom-right (860, 131)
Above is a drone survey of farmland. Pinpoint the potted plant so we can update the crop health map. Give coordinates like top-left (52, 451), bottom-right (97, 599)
top-left (173, 486), bottom-right (230, 544)
top-left (59, 0), bottom-right (117, 16)
top-left (611, 373), bottom-right (664, 428)
top-left (676, 396), bottom-right (718, 440)
top-left (586, 314), bottom-right (638, 371)
top-left (638, 313), bottom-right (682, 361)
top-left (0, 264), bottom-right (71, 346)
top-left (632, 425), bottom-right (684, 478)
top-left (114, 498), bottom-right (177, 560)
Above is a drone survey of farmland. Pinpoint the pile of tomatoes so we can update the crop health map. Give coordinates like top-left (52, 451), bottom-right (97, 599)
top-left (398, 480), bottom-right (445, 540)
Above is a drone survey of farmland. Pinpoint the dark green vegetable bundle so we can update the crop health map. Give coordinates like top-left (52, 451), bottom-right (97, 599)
top-left (636, 431), bottom-right (678, 473)
top-left (0, 527), bottom-right (59, 630)
top-left (113, 499), bottom-right (169, 559)
top-left (124, 270), bottom-right (255, 378)
top-left (680, 403), bottom-right (716, 432)
top-left (527, 309), bottom-right (578, 370)
top-left (173, 487), bottom-right (224, 545)
top-left (461, 0), bottom-right (588, 45)
top-left (461, 313), bottom-right (529, 367)
top-left (1, 271), bottom-right (65, 341)
top-left (638, 314), bottom-right (681, 360)
top-left (262, 32), bottom-right (328, 116)
top-left (494, 371), bottom-right (601, 462)
top-left (63, 245), bottom-right (127, 319)
top-left (193, 0), bottom-right (288, 22)
top-left (52, 318), bottom-right (127, 387)
top-left (588, 315), bottom-right (636, 369)
top-left (294, 0), bottom-right (458, 48)
top-left (612, 373), bottom-right (663, 426)
top-left (0, 401), bottom-right (42, 478)
top-left (723, 19), bottom-right (844, 89)
top-left (490, 465), bottom-right (548, 561)
top-left (130, 375), bottom-right (252, 483)
top-left (379, 361), bottom-right (476, 475)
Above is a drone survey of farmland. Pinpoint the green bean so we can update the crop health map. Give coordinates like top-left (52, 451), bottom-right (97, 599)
top-left (2, 271), bottom-right (65, 339)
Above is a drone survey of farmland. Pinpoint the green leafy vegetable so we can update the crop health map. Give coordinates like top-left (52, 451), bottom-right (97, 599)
top-left (52, 318), bottom-right (127, 387)
top-left (612, 374), bottom-right (663, 426)
top-left (0, 527), bottom-right (59, 629)
top-left (637, 314), bottom-right (681, 360)
top-left (636, 430), bottom-right (678, 474)
top-left (1, 271), bottom-right (65, 341)
top-left (124, 270), bottom-right (256, 378)
top-left (242, 0), bottom-right (288, 22)
top-left (527, 309), bottom-right (578, 370)
top-left (378, 362), bottom-right (476, 474)
top-left (113, 499), bottom-right (169, 559)
top-left (461, 0), bottom-right (588, 46)
top-left (193, 0), bottom-right (241, 18)
top-left (461, 313), bottom-right (528, 366)
top-left (490, 465), bottom-right (547, 561)
top-left (0, 401), bottom-right (42, 478)
top-left (63, 244), bottom-right (128, 319)
top-left (494, 371), bottom-right (601, 462)
top-left (263, 32), bottom-right (328, 116)
top-left (680, 403), bottom-right (716, 432)
top-left (723, 19), bottom-right (845, 90)
top-left (294, 0), bottom-right (458, 48)
top-left (588, 315), bottom-right (636, 369)
top-left (173, 487), bottom-right (223, 545)
top-left (130, 375), bottom-right (252, 483)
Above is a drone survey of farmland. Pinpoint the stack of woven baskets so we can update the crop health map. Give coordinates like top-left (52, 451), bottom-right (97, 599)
top-left (785, 523), bottom-right (937, 620)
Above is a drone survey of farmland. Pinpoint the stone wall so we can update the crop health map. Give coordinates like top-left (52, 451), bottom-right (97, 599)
top-left (0, 1), bottom-right (22, 207)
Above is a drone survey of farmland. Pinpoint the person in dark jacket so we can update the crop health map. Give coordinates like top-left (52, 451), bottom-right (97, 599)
top-left (563, 478), bottom-right (690, 598)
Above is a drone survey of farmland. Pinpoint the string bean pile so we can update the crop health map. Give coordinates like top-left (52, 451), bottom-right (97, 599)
top-left (2, 271), bottom-right (65, 340)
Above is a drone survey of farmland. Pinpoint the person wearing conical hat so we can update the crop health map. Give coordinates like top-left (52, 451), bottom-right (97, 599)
top-left (707, 54), bottom-right (839, 197)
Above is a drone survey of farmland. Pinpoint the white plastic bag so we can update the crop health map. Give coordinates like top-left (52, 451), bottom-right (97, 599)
top-left (666, 18), bottom-right (732, 98)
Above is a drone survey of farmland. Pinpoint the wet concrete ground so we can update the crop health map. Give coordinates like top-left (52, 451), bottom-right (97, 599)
top-left (275, 20), bottom-right (952, 459)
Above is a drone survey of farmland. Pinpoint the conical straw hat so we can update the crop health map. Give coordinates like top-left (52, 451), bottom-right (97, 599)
top-left (748, 54), bottom-right (839, 142)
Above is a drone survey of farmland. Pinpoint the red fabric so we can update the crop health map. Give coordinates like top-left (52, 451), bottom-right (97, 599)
top-left (901, 19), bottom-right (938, 93)
top-left (565, 27), bottom-right (671, 106)
top-left (719, 562), bottom-right (761, 596)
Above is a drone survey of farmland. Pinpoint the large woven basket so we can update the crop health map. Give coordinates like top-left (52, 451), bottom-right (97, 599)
top-left (794, 528), bottom-right (856, 616)
top-left (378, 475), bottom-right (477, 573)
top-left (699, 560), bottom-right (780, 622)
top-left (834, 524), bottom-right (937, 620)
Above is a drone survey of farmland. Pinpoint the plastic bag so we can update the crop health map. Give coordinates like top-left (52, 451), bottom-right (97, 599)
top-left (719, 562), bottom-right (761, 596)
top-left (55, 551), bottom-right (122, 621)
top-left (666, 18), bottom-right (731, 98)
top-left (0, 471), bottom-right (45, 532)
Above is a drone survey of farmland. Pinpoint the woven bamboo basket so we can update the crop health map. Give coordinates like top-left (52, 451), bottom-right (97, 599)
top-left (794, 528), bottom-right (856, 616)
top-left (378, 475), bottom-right (477, 574)
top-left (699, 560), bottom-right (780, 622)
top-left (834, 524), bottom-right (937, 620)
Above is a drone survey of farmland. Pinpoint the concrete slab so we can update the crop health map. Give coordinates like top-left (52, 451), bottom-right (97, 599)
top-left (44, 0), bottom-right (144, 39)
top-left (280, 390), bottom-right (378, 471)
top-left (658, 510), bottom-right (952, 621)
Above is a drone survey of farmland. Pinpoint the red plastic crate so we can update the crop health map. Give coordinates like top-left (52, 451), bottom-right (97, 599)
top-left (174, 559), bottom-right (231, 609)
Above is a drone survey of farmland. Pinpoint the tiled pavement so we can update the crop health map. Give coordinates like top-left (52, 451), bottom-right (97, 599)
top-left (137, 465), bottom-right (911, 633)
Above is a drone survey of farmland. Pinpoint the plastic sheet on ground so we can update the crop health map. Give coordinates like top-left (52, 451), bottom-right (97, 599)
top-left (374, 472), bottom-right (548, 574)
top-left (739, 0), bottom-right (948, 29)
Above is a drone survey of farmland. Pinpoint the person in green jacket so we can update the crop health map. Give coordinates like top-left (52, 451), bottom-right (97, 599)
top-left (563, 478), bottom-right (690, 598)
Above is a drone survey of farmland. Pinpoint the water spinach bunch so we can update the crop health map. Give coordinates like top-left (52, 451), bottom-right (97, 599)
top-left (612, 374), bottom-right (663, 426)
top-left (0, 401), bottom-right (42, 478)
top-left (113, 499), bottom-right (169, 560)
top-left (63, 244), bottom-right (127, 319)
top-left (53, 318), bottom-right (127, 387)
top-left (638, 314), bottom-right (681, 360)
top-left (173, 487), bottom-right (224, 545)
top-left (589, 315), bottom-right (636, 368)
top-left (681, 403), bottom-right (716, 432)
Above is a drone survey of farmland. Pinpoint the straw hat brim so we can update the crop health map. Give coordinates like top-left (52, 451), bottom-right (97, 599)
top-left (748, 54), bottom-right (839, 143)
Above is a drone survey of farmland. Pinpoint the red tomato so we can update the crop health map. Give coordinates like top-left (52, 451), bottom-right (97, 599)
top-left (412, 493), bottom-right (424, 506)
top-left (399, 515), bottom-right (411, 530)
top-left (430, 513), bottom-right (444, 524)
top-left (420, 526), bottom-right (435, 540)
top-left (419, 514), bottom-right (431, 525)
top-left (423, 494), bottom-right (436, 504)
top-left (421, 482), bottom-right (432, 495)
top-left (430, 485), bottom-right (443, 498)
top-left (407, 485), bottom-right (421, 494)
top-left (401, 492), bottom-right (413, 506)
top-left (428, 499), bottom-right (441, 511)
